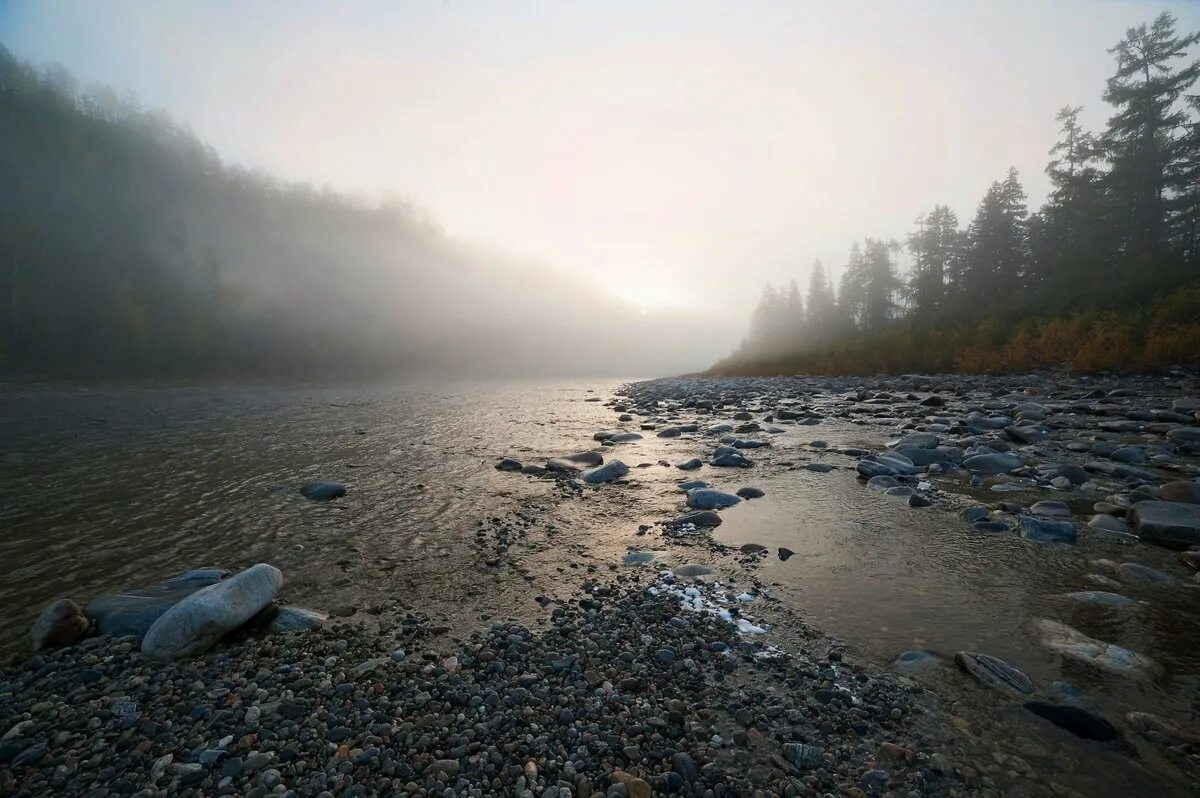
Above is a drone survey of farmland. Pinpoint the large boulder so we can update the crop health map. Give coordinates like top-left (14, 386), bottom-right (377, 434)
top-left (580, 461), bottom-right (629, 484)
top-left (85, 568), bottom-right (228, 637)
top-left (30, 599), bottom-right (89, 651)
top-left (1129, 501), bottom-right (1200, 547)
top-left (686, 489), bottom-right (741, 510)
top-left (142, 564), bottom-right (282, 660)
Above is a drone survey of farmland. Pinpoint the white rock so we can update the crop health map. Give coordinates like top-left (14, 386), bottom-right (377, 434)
top-left (142, 564), bottom-right (282, 660)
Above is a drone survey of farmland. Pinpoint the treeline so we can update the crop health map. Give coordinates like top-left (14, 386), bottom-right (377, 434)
top-left (717, 11), bottom-right (1200, 375)
top-left (0, 44), bottom-right (729, 378)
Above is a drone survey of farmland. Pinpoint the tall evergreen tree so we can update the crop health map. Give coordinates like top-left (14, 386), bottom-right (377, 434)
top-left (1102, 11), bottom-right (1200, 261)
top-left (805, 260), bottom-right (836, 336)
top-left (859, 238), bottom-right (902, 331)
top-left (959, 168), bottom-right (1030, 307)
top-left (906, 205), bottom-right (960, 318)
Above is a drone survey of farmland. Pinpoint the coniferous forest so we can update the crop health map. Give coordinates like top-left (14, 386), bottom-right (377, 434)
top-left (0, 45), bottom-right (725, 378)
top-left (716, 11), bottom-right (1200, 375)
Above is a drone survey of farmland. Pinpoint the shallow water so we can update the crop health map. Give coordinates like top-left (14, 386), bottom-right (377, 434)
top-left (0, 379), bottom-right (623, 652)
top-left (2, 379), bottom-right (1198, 794)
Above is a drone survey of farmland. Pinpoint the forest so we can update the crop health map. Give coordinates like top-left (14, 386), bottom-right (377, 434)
top-left (0, 44), bottom-right (728, 378)
top-left (716, 11), bottom-right (1200, 376)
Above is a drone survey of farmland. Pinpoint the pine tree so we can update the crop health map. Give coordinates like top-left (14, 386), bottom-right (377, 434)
top-left (805, 260), bottom-right (836, 337)
top-left (960, 168), bottom-right (1030, 307)
top-left (860, 238), bottom-right (901, 331)
top-left (906, 205), bottom-right (960, 318)
top-left (1102, 11), bottom-right (1200, 261)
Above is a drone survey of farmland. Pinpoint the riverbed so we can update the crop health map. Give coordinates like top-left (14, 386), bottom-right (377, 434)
top-left (3, 374), bottom-right (1199, 795)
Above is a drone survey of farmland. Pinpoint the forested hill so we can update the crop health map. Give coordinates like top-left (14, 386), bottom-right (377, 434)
top-left (0, 46), bottom-right (727, 379)
top-left (714, 11), bottom-right (1200, 376)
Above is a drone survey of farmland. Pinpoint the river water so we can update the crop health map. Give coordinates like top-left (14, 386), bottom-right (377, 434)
top-left (2, 379), bottom-right (1197, 795)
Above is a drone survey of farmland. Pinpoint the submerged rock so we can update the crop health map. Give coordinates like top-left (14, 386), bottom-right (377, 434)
top-left (736, 486), bottom-right (765, 499)
top-left (1019, 517), bottom-right (1077, 544)
top-left (1035, 618), bottom-right (1162, 679)
top-left (580, 461), bottom-right (629, 484)
top-left (30, 599), bottom-right (89, 651)
top-left (1062, 591), bottom-right (1136, 608)
top-left (299, 481), bottom-right (346, 501)
top-left (954, 651), bottom-right (1033, 694)
top-left (1024, 702), bottom-right (1120, 741)
top-left (546, 451), bottom-right (604, 472)
top-left (85, 569), bottom-right (228, 638)
top-left (142, 564), bottom-right (283, 660)
top-left (267, 606), bottom-right (328, 633)
top-left (494, 458), bottom-right (523, 471)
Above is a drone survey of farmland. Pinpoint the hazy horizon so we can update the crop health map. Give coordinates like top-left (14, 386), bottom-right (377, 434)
top-left (6, 0), bottom-right (1196, 333)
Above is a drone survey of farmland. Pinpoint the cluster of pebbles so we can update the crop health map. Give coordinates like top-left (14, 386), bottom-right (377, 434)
top-left (3, 575), bottom-right (979, 798)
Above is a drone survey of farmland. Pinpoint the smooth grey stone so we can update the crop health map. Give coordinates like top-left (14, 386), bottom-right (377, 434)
top-left (665, 511), bottom-right (722, 528)
top-left (580, 461), bottom-right (630, 484)
top-left (1062, 591), bottom-right (1135, 608)
top-left (955, 651), bottom-right (1033, 694)
top-left (1118, 562), bottom-right (1172, 583)
top-left (1129, 501), bottom-right (1200, 547)
top-left (1030, 500), bottom-right (1071, 518)
top-left (675, 458), bottom-right (703, 471)
top-left (1020, 517), bottom-right (1077, 544)
top-left (495, 458), bottom-right (523, 471)
top-left (85, 569), bottom-right (228, 638)
top-left (735, 486), bottom-right (765, 499)
top-left (143, 564), bottom-right (282, 660)
top-left (964, 453), bottom-right (1022, 475)
top-left (686, 489), bottom-right (740, 510)
top-left (546, 451), bottom-right (604, 472)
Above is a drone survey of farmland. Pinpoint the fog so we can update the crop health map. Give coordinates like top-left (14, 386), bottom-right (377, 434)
top-left (3, 0), bottom-right (1199, 377)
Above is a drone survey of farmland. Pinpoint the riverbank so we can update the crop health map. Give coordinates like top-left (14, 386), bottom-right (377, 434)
top-left (3, 373), bottom-right (1200, 796)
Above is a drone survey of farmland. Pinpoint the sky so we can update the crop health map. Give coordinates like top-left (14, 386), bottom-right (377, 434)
top-left (3, 0), bottom-right (1198, 317)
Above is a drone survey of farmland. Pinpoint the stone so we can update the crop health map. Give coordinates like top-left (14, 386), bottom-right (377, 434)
top-left (30, 598), bottom-right (88, 651)
top-left (1020, 517), bottom-right (1077, 544)
top-left (677, 480), bottom-right (707, 491)
top-left (1088, 515), bottom-right (1131, 535)
top-left (782, 742), bottom-right (823, 770)
top-left (777, 547), bottom-right (795, 561)
top-left (963, 453), bottom-right (1022, 475)
top-left (495, 458), bottom-right (523, 471)
top-left (1118, 562), bottom-right (1172, 583)
top-left (657, 427), bottom-right (682, 438)
top-left (687, 489), bottom-right (741, 510)
top-left (960, 506), bottom-right (989, 523)
top-left (267, 606), bottom-right (327, 633)
top-left (804, 462), bottom-right (833, 472)
top-left (142, 564), bottom-right (282, 660)
top-left (611, 769), bottom-right (651, 798)
top-left (866, 475), bottom-right (900, 491)
top-left (735, 486), bottom-right (765, 499)
top-left (954, 651), bottom-right (1033, 694)
top-left (675, 458), bottom-right (703, 471)
top-left (1024, 702), bottom-right (1120, 741)
top-left (666, 511), bottom-right (722, 528)
top-left (1062, 591), bottom-right (1135, 608)
top-left (85, 569), bottom-right (228, 638)
top-left (1129, 501), bottom-right (1200, 547)
top-left (1035, 618), bottom-right (1162, 678)
top-left (299, 481), bottom-right (345, 500)
top-left (710, 452), bottom-right (751, 468)
top-left (1029, 500), bottom-right (1070, 518)
top-left (580, 461), bottom-right (629, 484)
top-left (1159, 480), bottom-right (1200, 504)
top-left (546, 451), bottom-right (604, 472)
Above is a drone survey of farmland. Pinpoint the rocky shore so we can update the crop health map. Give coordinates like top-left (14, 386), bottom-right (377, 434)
top-left (3, 573), bottom-right (977, 798)
top-left (5, 370), bottom-right (1200, 797)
